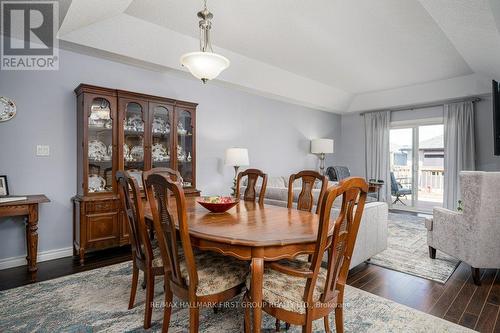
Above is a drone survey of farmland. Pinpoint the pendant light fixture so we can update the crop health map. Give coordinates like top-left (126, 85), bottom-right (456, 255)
top-left (180, 0), bottom-right (230, 83)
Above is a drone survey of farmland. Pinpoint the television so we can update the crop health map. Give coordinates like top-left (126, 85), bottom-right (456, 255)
top-left (494, 80), bottom-right (500, 156)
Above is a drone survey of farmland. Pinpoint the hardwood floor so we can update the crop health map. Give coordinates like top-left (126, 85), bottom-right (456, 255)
top-left (0, 247), bottom-right (499, 332)
top-left (347, 262), bottom-right (500, 333)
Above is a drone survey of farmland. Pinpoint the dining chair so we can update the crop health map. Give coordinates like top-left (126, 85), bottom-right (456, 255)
top-left (236, 168), bottom-right (268, 205)
top-left (275, 170), bottom-right (328, 331)
top-left (288, 170), bottom-right (328, 214)
top-left (144, 173), bottom-right (249, 333)
top-left (116, 171), bottom-right (164, 329)
top-left (244, 177), bottom-right (368, 333)
top-left (143, 167), bottom-right (183, 208)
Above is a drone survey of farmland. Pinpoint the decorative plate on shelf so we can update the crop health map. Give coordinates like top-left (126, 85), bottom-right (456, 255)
top-left (88, 140), bottom-right (108, 161)
top-left (88, 174), bottom-right (106, 192)
top-left (0, 97), bottom-right (16, 122)
top-left (152, 143), bottom-right (169, 162)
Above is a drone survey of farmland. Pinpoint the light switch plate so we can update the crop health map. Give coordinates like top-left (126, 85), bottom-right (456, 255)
top-left (36, 145), bottom-right (50, 156)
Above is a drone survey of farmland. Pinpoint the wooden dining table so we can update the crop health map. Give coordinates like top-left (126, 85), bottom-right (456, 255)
top-left (144, 197), bottom-right (331, 333)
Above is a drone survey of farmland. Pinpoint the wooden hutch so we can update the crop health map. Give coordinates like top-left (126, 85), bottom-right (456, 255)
top-left (73, 84), bottom-right (199, 264)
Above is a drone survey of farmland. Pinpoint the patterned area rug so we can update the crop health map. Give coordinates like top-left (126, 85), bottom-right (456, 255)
top-left (370, 212), bottom-right (460, 283)
top-left (0, 261), bottom-right (473, 332)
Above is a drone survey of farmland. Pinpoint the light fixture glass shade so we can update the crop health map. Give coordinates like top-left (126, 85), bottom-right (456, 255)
top-left (311, 139), bottom-right (334, 154)
top-left (180, 51), bottom-right (230, 83)
top-left (225, 148), bottom-right (249, 166)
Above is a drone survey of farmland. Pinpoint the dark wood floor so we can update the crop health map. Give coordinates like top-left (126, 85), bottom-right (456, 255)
top-left (1, 248), bottom-right (499, 332)
top-left (347, 262), bottom-right (500, 333)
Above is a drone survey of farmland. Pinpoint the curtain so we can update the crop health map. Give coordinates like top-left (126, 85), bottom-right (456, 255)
top-left (443, 101), bottom-right (475, 209)
top-left (364, 111), bottom-right (391, 202)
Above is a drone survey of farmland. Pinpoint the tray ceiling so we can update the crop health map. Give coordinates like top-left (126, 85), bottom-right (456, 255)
top-left (58, 0), bottom-right (500, 113)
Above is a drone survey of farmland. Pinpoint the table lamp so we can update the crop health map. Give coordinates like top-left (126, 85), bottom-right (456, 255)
top-left (225, 148), bottom-right (249, 195)
top-left (311, 139), bottom-right (334, 175)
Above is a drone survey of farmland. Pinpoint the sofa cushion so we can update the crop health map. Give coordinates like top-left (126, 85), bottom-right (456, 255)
top-left (242, 176), bottom-right (285, 188)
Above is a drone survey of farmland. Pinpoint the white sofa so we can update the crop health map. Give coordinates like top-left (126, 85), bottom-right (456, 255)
top-left (240, 176), bottom-right (388, 268)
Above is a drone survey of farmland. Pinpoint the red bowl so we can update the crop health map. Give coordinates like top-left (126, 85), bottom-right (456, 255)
top-left (197, 196), bottom-right (239, 213)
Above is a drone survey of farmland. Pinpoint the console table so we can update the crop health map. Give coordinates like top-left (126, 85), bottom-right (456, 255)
top-left (0, 195), bottom-right (50, 281)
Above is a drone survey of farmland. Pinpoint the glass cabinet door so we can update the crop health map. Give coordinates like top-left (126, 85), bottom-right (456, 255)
top-left (123, 102), bottom-right (146, 186)
top-left (150, 103), bottom-right (172, 169)
top-left (176, 107), bottom-right (194, 188)
top-left (87, 97), bottom-right (113, 193)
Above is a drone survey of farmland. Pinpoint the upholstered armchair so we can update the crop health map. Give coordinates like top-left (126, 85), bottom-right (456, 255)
top-left (427, 171), bottom-right (500, 285)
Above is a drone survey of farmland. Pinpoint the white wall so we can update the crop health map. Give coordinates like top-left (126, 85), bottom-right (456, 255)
top-left (0, 47), bottom-right (340, 263)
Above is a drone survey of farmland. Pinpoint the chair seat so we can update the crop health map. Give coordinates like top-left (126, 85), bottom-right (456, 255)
top-left (246, 259), bottom-right (336, 314)
top-left (180, 250), bottom-right (249, 296)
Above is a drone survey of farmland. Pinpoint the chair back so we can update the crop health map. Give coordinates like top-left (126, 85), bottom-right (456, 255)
top-left (390, 172), bottom-right (399, 194)
top-left (460, 171), bottom-right (500, 244)
top-left (116, 171), bottom-right (153, 265)
top-left (236, 168), bottom-right (268, 205)
top-left (143, 167), bottom-right (183, 202)
top-left (287, 170), bottom-right (328, 214)
top-left (144, 173), bottom-right (198, 292)
top-left (307, 177), bottom-right (368, 307)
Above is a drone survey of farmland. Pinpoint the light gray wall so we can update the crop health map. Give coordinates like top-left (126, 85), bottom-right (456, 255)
top-left (336, 99), bottom-right (500, 177)
top-left (0, 47), bottom-right (340, 261)
top-left (475, 97), bottom-right (500, 171)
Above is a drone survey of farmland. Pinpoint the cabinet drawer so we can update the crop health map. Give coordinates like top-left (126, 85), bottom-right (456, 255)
top-left (87, 212), bottom-right (119, 244)
top-left (86, 199), bottom-right (118, 213)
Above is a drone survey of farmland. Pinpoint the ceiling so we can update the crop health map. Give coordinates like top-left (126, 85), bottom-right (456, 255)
top-left (58, 0), bottom-right (500, 113)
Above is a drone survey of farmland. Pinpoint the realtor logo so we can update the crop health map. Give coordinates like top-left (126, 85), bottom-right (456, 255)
top-left (1, 1), bottom-right (59, 70)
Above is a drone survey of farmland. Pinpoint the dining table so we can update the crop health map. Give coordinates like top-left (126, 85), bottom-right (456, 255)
top-left (144, 196), bottom-right (332, 333)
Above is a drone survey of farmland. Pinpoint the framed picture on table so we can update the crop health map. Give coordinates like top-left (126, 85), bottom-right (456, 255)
top-left (0, 175), bottom-right (9, 196)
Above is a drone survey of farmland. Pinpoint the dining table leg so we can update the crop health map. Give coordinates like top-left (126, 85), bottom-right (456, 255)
top-left (251, 256), bottom-right (264, 333)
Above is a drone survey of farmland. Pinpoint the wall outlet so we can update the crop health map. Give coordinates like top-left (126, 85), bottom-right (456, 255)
top-left (36, 145), bottom-right (50, 156)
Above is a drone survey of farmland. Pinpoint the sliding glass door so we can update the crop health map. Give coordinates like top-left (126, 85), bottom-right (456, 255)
top-left (389, 124), bottom-right (444, 212)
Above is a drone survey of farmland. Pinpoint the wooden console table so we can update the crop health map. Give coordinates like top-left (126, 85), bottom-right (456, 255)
top-left (0, 195), bottom-right (50, 281)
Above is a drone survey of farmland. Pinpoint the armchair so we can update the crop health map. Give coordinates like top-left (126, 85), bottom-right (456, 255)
top-left (427, 171), bottom-right (500, 285)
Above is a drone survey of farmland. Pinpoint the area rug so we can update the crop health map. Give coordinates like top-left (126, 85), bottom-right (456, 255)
top-left (369, 212), bottom-right (460, 283)
top-left (0, 261), bottom-right (473, 332)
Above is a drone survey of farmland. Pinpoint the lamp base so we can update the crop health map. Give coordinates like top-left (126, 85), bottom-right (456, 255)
top-left (319, 153), bottom-right (326, 176)
top-left (231, 166), bottom-right (240, 197)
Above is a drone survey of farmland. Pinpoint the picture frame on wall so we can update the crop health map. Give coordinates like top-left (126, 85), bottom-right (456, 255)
top-left (0, 175), bottom-right (9, 196)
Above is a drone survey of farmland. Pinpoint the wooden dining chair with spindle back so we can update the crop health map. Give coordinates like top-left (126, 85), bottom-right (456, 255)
top-left (236, 168), bottom-right (268, 205)
top-left (288, 170), bottom-right (328, 214)
top-left (144, 173), bottom-right (249, 333)
top-left (244, 177), bottom-right (369, 333)
top-left (275, 170), bottom-right (328, 331)
top-left (116, 171), bottom-right (165, 329)
top-left (142, 167), bottom-right (183, 201)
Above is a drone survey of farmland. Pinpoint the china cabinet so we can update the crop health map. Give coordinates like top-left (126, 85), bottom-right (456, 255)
top-left (73, 84), bottom-right (199, 264)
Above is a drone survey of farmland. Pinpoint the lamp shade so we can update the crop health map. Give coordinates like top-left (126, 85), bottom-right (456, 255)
top-left (311, 139), bottom-right (334, 154)
top-left (225, 148), bottom-right (249, 166)
top-left (180, 51), bottom-right (230, 83)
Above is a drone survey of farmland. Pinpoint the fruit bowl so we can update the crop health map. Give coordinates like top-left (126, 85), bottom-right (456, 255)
top-left (197, 196), bottom-right (239, 213)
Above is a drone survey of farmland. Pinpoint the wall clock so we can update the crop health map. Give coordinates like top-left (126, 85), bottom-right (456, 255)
top-left (0, 96), bottom-right (16, 122)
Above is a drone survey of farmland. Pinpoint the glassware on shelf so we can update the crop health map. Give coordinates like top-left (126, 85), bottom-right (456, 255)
top-left (177, 121), bottom-right (187, 135)
top-left (152, 143), bottom-right (170, 162)
top-left (152, 116), bottom-right (170, 134)
top-left (130, 146), bottom-right (144, 161)
top-left (89, 98), bottom-right (111, 128)
top-left (88, 174), bottom-right (106, 193)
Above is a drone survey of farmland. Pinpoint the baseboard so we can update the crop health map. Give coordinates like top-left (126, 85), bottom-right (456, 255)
top-left (0, 247), bottom-right (73, 270)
